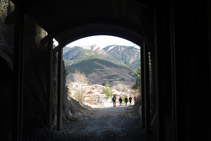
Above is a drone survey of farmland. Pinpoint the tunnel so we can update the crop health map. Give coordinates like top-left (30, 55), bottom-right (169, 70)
top-left (0, 0), bottom-right (211, 141)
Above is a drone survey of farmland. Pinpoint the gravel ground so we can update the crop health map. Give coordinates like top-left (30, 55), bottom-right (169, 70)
top-left (28, 105), bottom-right (157, 141)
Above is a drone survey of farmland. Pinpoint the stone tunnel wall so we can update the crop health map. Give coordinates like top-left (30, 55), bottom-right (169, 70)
top-left (0, 0), bottom-right (14, 140)
top-left (22, 15), bottom-right (70, 137)
top-left (22, 15), bottom-right (49, 136)
top-left (0, 0), bottom-right (14, 58)
top-left (0, 1), bottom-right (72, 139)
top-left (0, 1), bottom-right (60, 138)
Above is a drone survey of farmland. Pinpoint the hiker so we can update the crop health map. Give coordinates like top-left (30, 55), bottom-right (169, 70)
top-left (119, 97), bottom-right (122, 106)
top-left (112, 95), bottom-right (116, 107)
top-left (129, 96), bottom-right (132, 104)
top-left (125, 97), bottom-right (128, 105)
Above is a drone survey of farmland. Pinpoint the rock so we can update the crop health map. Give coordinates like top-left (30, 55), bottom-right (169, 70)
top-left (68, 110), bottom-right (73, 117)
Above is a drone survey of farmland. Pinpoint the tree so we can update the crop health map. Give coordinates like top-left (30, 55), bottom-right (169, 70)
top-left (103, 81), bottom-right (113, 99)
top-left (73, 70), bottom-right (88, 84)
top-left (72, 70), bottom-right (88, 103)
top-left (132, 68), bottom-right (141, 90)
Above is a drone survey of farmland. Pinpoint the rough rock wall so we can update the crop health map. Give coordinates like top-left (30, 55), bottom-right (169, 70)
top-left (0, 1), bottom-right (63, 137)
top-left (21, 15), bottom-right (49, 137)
top-left (21, 15), bottom-right (71, 135)
top-left (62, 63), bottom-right (69, 120)
top-left (0, 0), bottom-right (14, 58)
top-left (0, 0), bottom-right (14, 140)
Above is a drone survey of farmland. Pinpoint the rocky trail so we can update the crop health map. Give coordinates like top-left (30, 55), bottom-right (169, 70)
top-left (63, 105), bottom-right (143, 140)
top-left (29, 104), bottom-right (156, 141)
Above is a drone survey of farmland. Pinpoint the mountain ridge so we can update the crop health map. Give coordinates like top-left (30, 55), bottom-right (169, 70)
top-left (63, 45), bottom-right (140, 70)
top-left (63, 45), bottom-right (140, 87)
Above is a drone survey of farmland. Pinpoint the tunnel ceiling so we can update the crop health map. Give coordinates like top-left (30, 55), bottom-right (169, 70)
top-left (12, 0), bottom-right (155, 46)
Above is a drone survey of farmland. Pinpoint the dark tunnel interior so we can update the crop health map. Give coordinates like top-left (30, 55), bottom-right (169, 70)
top-left (0, 0), bottom-right (211, 141)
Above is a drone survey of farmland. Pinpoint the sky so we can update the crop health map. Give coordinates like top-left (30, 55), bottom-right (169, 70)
top-left (65, 35), bottom-right (140, 48)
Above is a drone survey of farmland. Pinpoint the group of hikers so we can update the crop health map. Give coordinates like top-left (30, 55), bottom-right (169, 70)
top-left (112, 94), bottom-right (133, 107)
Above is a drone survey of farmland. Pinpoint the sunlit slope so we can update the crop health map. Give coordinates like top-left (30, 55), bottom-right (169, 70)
top-left (66, 58), bottom-right (135, 86)
top-left (63, 45), bottom-right (140, 70)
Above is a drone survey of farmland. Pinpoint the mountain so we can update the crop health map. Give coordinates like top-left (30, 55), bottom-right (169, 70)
top-left (103, 45), bottom-right (140, 70)
top-left (63, 45), bottom-right (140, 70)
top-left (63, 45), bottom-right (140, 87)
top-left (66, 58), bottom-right (135, 87)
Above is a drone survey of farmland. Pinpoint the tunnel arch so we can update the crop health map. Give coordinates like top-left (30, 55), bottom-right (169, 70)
top-left (62, 33), bottom-right (144, 139)
top-left (57, 20), bottom-right (155, 134)
top-left (52, 15), bottom-right (156, 135)
top-left (54, 23), bottom-right (146, 49)
top-left (23, 0), bottom-right (154, 45)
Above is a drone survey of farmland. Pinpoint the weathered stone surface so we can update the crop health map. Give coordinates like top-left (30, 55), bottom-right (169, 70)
top-left (0, 0), bottom-right (14, 60)
top-left (21, 16), bottom-right (49, 134)
top-left (0, 1), bottom-right (15, 140)
top-left (0, 0), bottom-right (9, 22)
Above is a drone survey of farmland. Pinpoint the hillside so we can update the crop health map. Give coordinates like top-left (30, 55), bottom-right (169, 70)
top-left (103, 45), bottom-right (140, 70)
top-left (63, 45), bottom-right (140, 70)
top-left (63, 46), bottom-right (94, 66)
top-left (63, 45), bottom-right (140, 87)
top-left (66, 58), bottom-right (135, 87)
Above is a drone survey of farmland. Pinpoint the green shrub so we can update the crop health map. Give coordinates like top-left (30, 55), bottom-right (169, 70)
top-left (103, 81), bottom-right (113, 99)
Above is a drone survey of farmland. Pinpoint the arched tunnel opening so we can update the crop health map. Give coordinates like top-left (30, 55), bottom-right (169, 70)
top-left (43, 33), bottom-right (158, 140)
top-left (60, 35), bottom-right (148, 140)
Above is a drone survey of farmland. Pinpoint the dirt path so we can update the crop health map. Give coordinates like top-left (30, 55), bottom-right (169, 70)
top-left (29, 105), bottom-right (157, 141)
top-left (62, 105), bottom-right (149, 141)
